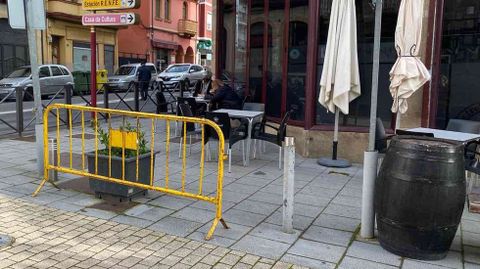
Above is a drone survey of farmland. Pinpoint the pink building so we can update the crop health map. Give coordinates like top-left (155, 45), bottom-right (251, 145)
top-left (118, 0), bottom-right (199, 71)
top-left (197, 0), bottom-right (213, 66)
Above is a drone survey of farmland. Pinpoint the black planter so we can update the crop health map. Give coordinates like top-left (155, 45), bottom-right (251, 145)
top-left (87, 152), bottom-right (156, 198)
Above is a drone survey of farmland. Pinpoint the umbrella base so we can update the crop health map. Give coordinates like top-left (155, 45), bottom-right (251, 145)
top-left (317, 157), bottom-right (351, 168)
top-left (0, 234), bottom-right (14, 249)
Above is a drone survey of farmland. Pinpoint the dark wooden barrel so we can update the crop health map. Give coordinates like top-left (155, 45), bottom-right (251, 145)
top-left (375, 136), bottom-right (466, 260)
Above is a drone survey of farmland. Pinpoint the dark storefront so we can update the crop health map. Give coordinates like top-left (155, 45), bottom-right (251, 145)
top-left (0, 19), bottom-right (28, 79)
top-left (216, 0), bottom-right (402, 130)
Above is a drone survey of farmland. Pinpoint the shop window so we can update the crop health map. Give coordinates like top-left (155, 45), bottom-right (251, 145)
top-left (435, 0), bottom-right (480, 127)
top-left (315, 0), bottom-right (400, 128)
top-left (73, 42), bottom-right (98, 72)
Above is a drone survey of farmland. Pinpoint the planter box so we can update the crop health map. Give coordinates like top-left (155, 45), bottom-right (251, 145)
top-left (87, 152), bottom-right (156, 198)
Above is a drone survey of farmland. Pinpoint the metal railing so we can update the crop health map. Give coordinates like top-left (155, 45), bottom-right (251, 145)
top-left (32, 103), bottom-right (228, 240)
top-left (0, 81), bottom-right (189, 136)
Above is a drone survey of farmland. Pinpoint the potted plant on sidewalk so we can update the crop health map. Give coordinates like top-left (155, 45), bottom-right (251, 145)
top-left (87, 121), bottom-right (157, 201)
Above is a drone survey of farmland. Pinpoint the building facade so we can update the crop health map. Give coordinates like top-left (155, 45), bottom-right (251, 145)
top-left (197, 0), bottom-right (213, 67)
top-left (117, 0), bottom-right (198, 71)
top-left (41, 0), bottom-right (119, 75)
top-left (213, 0), bottom-right (478, 162)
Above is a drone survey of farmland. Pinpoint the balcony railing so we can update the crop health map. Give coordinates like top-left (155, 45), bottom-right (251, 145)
top-left (178, 19), bottom-right (197, 38)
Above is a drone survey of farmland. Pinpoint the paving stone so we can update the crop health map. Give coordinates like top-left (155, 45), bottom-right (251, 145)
top-left (266, 211), bottom-right (314, 230)
top-left (223, 209), bottom-right (267, 227)
top-left (402, 260), bottom-right (454, 269)
top-left (281, 254), bottom-right (335, 269)
top-left (232, 235), bottom-right (290, 259)
top-left (295, 193), bottom-right (331, 207)
top-left (147, 195), bottom-right (194, 210)
top-left (465, 263), bottom-right (480, 269)
top-left (234, 200), bottom-right (280, 216)
top-left (346, 241), bottom-right (402, 266)
top-left (302, 226), bottom-right (353, 247)
top-left (134, 206), bottom-right (174, 222)
top-left (323, 203), bottom-right (361, 220)
top-left (288, 239), bottom-right (346, 264)
top-left (197, 222), bottom-right (251, 240)
top-left (81, 208), bottom-right (118, 220)
top-left (313, 214), bottom-right (360, 232)
top-left (339, 257), bottom-right (397, 269)
top-left (111, 215), bottom-right (154, 228)
top-left (171, 206), bottom-right (215, 223)
top-left (149, 217), bottom-right (203, 237)
top-left (464, 246), bottom-right (480, 265)
top-left (249, 223), bottom-right (300, 244)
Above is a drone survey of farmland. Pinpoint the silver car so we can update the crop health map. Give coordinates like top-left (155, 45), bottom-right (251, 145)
top-left (0, 64), bottom-right (74, 101)
top-left (106, 63), bottom-right (158, 91)
top-left (158, 64), bottom-right (209, 90)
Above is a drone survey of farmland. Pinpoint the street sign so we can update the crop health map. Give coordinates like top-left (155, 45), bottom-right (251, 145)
top-left (82, 0), bottom-right (140, 11)
top-left (7, 0), bottom-right (25, 29)
top-left (82, 13), bottom-right (138, 26)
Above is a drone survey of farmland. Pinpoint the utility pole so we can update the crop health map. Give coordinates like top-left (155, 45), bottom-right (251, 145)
top-left (24, 0), bottom-right (44, 175)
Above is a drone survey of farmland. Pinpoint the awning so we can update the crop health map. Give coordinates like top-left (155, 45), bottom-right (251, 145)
top-left (151, 40), bottom-right (179, 50)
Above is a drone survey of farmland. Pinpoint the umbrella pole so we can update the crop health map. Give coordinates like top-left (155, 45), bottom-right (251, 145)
top-left (395, 113), bottom-right (401, 130)
top-left (318, 108), bottom-right (351, 168)
top-left (332, 108), bottom-right (340, 160)
top-left (361, 0), bottom-right (383, 239)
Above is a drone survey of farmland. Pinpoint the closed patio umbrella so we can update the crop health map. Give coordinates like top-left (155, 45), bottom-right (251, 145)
top-left (389, 0), bottom-right (431, 128)
top-left (318, 0), bottom-right (361, 168)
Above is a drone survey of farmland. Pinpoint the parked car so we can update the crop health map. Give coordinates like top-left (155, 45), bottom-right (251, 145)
top-left (105, 63), bottom-right (158, 91)
top-left (0, 64), bottom-right (74, 101)
top-left (158, 64), bottom-right (209, 90)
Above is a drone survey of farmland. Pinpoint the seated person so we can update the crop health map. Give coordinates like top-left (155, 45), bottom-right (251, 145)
top-left (210, 79), bottom-right (242, 110)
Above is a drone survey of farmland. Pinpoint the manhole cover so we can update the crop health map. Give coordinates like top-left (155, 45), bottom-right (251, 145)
top-left (0, 234), bottom-right (14, 249)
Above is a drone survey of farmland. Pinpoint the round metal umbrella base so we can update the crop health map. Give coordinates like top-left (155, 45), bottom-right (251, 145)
top-left (317, 157), bottom-right (351, 168)
top-left (0, 234), bottom-right (14, 249)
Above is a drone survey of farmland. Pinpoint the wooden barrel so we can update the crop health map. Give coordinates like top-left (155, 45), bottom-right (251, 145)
top-left (375, 136), bottom-right (466, 260)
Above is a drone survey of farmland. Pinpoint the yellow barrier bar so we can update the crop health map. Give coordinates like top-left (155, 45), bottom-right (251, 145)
top-left (94, 112), bottom-right (98, 175)
top-left (198, 125), bottom-right (205, 195)
top-left (56, 108), bottom-right (61, 167)
top-left (165, 120), bottom-right (170, 188)
top-left (181, 121), bottom-right (187, 192)
top-left (121, 116), bottom-right (125, 181)
top-left (136, 117), bottom-right (140, 182)
top-left (150, 118), bottom-right (155, 186)
top-left (81, 111), bottom-right (85, 171)
top-left (69, 108), bottom-right (73, 169)
top-left (33, 104), bottom-right (228, 240)
top-left (108, 113), bottom-right (112, 178)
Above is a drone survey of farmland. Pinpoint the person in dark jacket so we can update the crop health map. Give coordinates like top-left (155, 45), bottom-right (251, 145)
top-left (210, 79), bottom-right (242, 109)
top-left (137, 61), bottom-right (152, 100)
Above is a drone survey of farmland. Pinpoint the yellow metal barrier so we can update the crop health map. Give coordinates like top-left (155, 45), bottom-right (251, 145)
top-left (33, 104), bottom-right (228, 240)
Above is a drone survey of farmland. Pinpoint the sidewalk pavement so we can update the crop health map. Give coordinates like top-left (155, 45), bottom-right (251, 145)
top-left (1, 127), bottom-right (480, 269)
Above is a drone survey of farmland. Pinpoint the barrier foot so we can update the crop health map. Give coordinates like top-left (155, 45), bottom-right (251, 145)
top-left (32, 178), bottom-right (48, 197)
top-left (205, 218), bottom-right (229, 241)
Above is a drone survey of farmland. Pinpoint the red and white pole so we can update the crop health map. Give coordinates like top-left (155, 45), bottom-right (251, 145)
top-left (90, 25), bottom-right (97, 108)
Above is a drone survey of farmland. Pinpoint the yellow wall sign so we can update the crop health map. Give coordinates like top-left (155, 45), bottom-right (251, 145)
top-left (82, 0), bottom-right (140, 11)
top-left (109, 129), bottom-right (138, 150)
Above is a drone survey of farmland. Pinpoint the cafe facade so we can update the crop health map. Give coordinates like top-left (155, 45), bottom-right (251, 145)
top-left (211, 0), bottom-right (480, 162)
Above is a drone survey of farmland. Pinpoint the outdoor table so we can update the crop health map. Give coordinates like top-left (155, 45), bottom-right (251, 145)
top-left (214, 109), bottom-right (264, 166)
top-left (407, 127), bottom-right (480, 144)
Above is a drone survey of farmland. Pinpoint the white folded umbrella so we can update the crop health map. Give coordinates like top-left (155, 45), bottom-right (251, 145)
top-left (389, 0), bottom-right (431, 121)
top-left (318, 0), bottom-right (361, 166)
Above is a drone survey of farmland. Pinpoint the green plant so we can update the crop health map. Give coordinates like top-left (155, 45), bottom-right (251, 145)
top-left (94, 120), bottom-right (149, 158)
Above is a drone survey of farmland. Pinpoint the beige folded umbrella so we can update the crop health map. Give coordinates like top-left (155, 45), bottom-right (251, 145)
top-left (390, 0), bottom-right (431, 117)
top-left (318, 0), bottom-right (361, 167)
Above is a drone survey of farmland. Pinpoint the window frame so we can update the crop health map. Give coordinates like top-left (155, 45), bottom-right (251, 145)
top-left (39, 66), bottom-right (51, 78)
top-left (155, 0), bottom-right (162, 19)
top-left (164, 0), bottom-right (171, 21)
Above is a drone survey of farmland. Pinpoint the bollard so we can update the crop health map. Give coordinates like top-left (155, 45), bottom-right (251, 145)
top-left (103, 86), bottom-right (109, 109)
top-left (64, 85), bottom-right (72, 128)
top-left (15, 87), bottom-right (23, 136)
top-left (134, 82), bottom-right (140, 112)
top-left (48, 138), bottom-right (58, 182)
top-left (282, 137), bottom-right (295, 234)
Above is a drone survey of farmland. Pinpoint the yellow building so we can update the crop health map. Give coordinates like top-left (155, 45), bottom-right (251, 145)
top-left (41, 0), bottom-right (119, 75)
